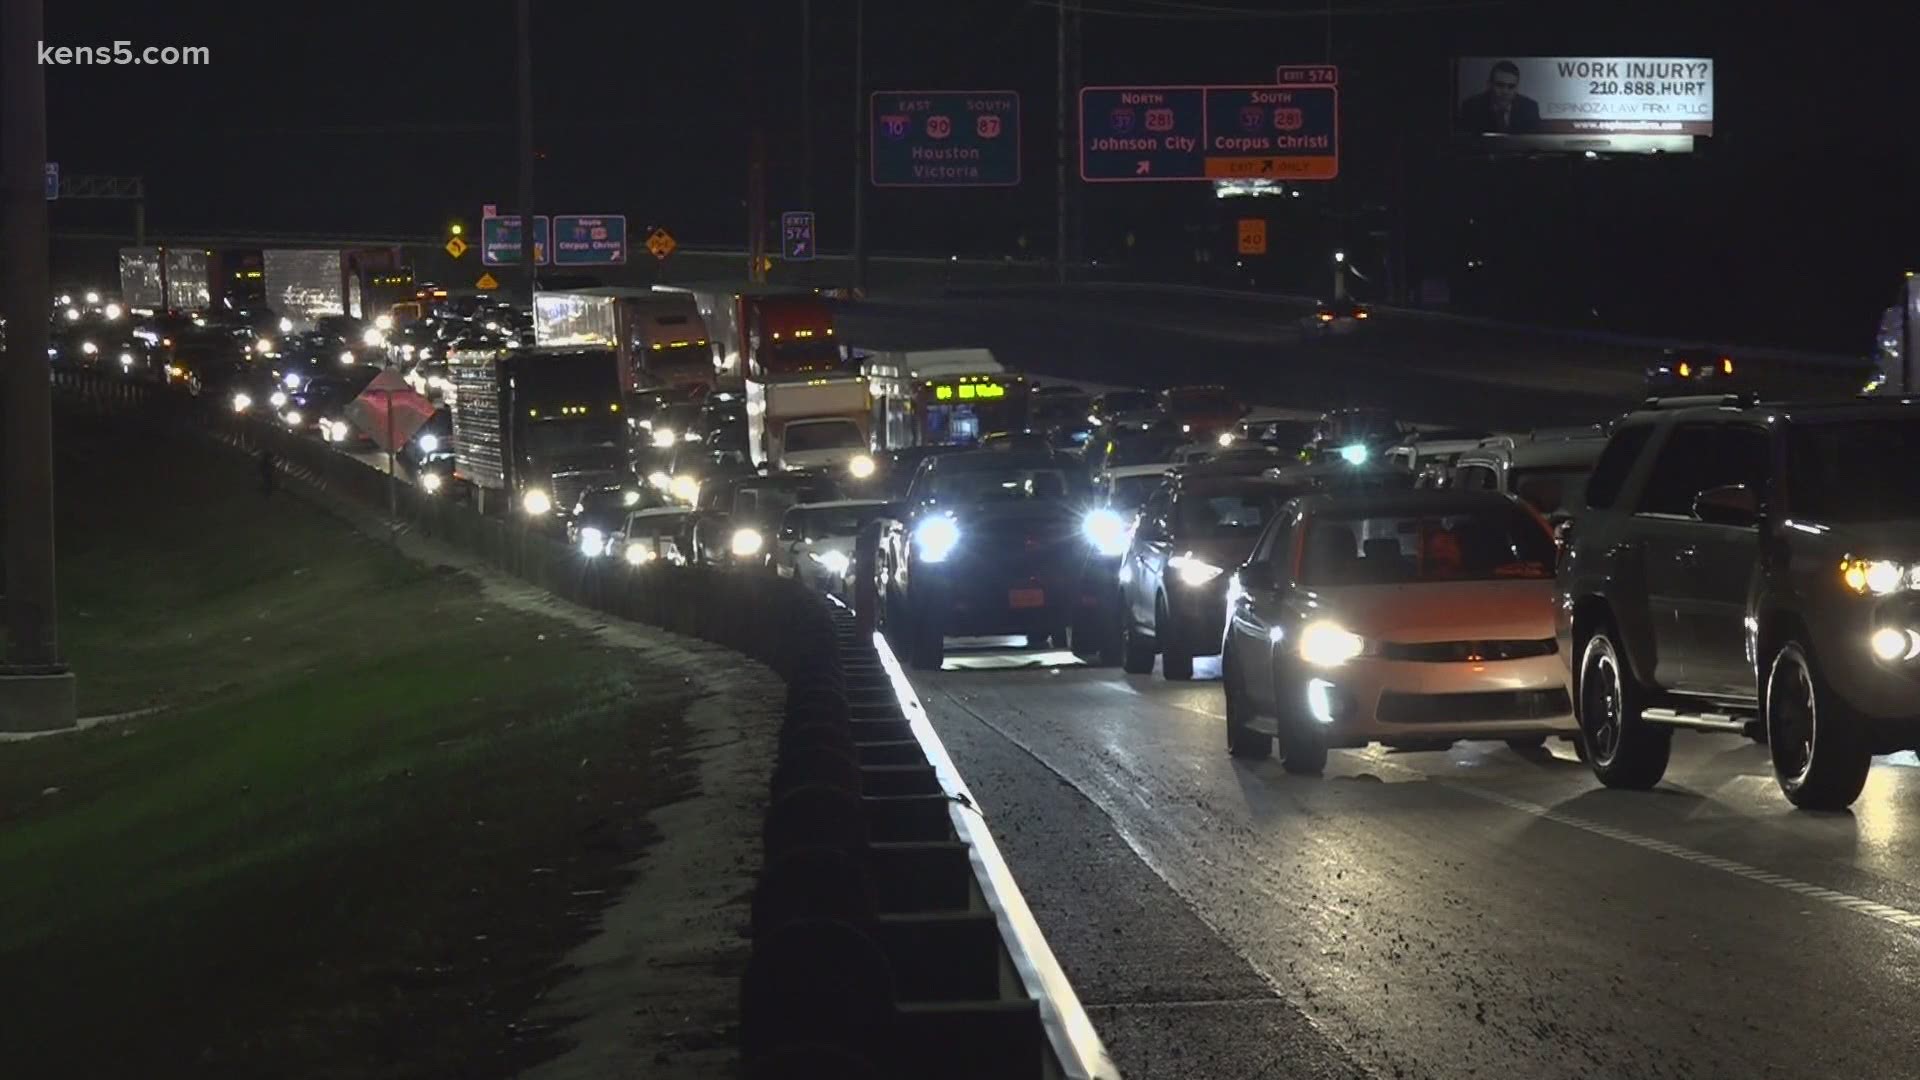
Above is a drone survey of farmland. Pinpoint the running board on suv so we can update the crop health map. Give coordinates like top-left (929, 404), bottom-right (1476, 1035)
top-left (1642, 707), bottom-right (1753, 733)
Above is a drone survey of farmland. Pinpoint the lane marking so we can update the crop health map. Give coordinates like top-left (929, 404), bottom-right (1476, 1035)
top-left (1441, 780), bottom-right (1920, 933)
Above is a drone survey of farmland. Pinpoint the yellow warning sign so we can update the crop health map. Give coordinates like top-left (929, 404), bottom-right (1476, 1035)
top-left (646, 228), bottom-right (677, 260)
top-left (475, 272), bottom-right (499, 291)
top-left (445, 235), bottom-right (469, 259)
top-left (1237, 219), bottom-right (1267, 256)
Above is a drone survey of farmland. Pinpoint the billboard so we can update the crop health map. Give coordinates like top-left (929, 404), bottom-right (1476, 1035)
top-left (1452, 57), bottom-right (1713, 148)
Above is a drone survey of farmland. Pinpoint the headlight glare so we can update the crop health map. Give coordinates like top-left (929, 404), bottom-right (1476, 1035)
top-left (1299, 620), bottom-right (1366, 667)
top-left (1082, 508), bottom-right (1130, 557)
top-left (625, 544), bottom-right (656, 566)
top-left (522, 488), bottom-right (553, 515)
top-left (848, 453), bottom-right (877, 480)
top-left (813, 549), bottom-right (852, 577)
top-left (420, 472), bottom-right (444, 494)
top-left (579, 527), bottom-right (606, 557)
top-left (914, 515), bottom-right (961, 563)
top-left (1169, 553), bottom-right (1224, 587)
top-left (731, 527), bottom-right (765, 558)
top-left (670, 474), bottom-right (699, 504)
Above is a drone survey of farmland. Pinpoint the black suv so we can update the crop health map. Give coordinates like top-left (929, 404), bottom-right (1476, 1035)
top-left (1557, 394), bottom-right (1920, 809)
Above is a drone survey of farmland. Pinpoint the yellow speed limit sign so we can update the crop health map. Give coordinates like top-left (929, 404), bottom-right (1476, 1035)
top-left (1237, 218), bottom-right (1267, 256)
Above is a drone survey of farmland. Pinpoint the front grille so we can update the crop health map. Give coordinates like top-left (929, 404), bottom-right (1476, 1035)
top-left (1378, 639), bottom-right (1557, 662)
top-left (1376, 688), bottom-right (1571, 725)
top-left (552, 470), bottom-right (618, 511)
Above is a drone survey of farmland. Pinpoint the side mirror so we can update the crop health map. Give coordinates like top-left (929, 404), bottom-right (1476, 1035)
top-left (1693, 484), bottom-right (1760, 528)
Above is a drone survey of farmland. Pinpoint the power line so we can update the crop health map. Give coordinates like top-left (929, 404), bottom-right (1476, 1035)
top-left (1028, 0), bottom-right (1499, 18)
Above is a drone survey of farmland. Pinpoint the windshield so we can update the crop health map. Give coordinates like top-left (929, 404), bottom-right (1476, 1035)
top-left (1176, 491), bottom-right (1284, 539)
top-left (1510, 466), bottom-right (1591, 517)
top-left (1108, 473), bottom-right (1165, 510)
top-left (1299, 508), bottom-right (1555, 586)
top-left (1105, 433), bottom-right (1185, 468)
top-left (929, 467), bottom-right (1078, 504)
top-left (783, 419), bottom-right (863, 454)
top-left (1167, 389), bottom-right (1234, 415)
top-left (1100, 391), bottom-right (1154, 414)
top-left (521, 418), bottom-right (622, 455)
top-left (1788, 418), bottom-right (1920, 522)
top-left (801, 506), bottom-right (884, 538)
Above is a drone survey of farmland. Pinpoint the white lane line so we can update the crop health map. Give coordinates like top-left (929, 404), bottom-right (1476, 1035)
top-left (1444, 781), bottom-right (1920, 933)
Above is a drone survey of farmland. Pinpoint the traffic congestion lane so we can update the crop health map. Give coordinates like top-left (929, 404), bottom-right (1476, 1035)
top-left (915, 648), bottom-right (1920, 1080)
top-left (834, 289), bottom-right (1869, 430)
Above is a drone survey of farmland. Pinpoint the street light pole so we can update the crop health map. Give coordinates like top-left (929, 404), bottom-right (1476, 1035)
top-left (852, 0), bottom-right (867, 294)
top-left (1, 0), bottom-right (75, 731)
top-left (1055, 0), bottom-right (1068, 285)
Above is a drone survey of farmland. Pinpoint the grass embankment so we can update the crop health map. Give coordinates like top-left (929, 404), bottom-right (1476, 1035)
top-left (0, 416), bottom-right (700, 1076)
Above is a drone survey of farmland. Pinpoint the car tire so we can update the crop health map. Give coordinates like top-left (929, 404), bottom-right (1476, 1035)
top-left (1156, 595), bottom-right (1194, 682)
top-left (1279, 722), bottom-right (1328, 775)
top-left (1121, 611), bottom-right (1156, 675)
top-left (908, 606), bottom-right (944, 672)
top-left (1224, 652), bottom-right (1271, 760)
top-left (1505, 735), bottom-right (1549, 752)
top-left (1576, 626), bottom-right (1671, 790)
top-left (1764, 640), bottom-right (1872, 811)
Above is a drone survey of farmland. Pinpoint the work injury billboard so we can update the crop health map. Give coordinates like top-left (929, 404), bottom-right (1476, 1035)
top-left (1453, 57), bottom-right (1713, 151)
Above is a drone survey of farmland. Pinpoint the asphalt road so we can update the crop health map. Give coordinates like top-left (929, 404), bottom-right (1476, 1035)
top-left (916, 644), bottom-right (1920, 1080)
top-left (836, 286), bottom-right (1870, 430)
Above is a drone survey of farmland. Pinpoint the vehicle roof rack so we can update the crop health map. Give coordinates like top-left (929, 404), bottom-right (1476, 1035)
top-left (1636, 392), bottom-right (1759, 411)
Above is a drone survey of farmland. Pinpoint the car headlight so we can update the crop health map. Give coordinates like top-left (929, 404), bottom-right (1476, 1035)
top-left (1082, 508), bottom-right (1130, 557)
top-left (337, 351), bottom-right (354, 365)
top-left (283, 372), bottom-right (302, 389)
top-left (119, 352), bottom-right (135, 368)
top-left (683, 431), bottom-right (702, 442)
top-left (621, 489), bottom-right (641, 507)
top-left (362, 327), bottom-right (385, 347)
top-left (255, 337), bottom-right (274, 354)
top-left (418, 433), bottom-right (439, 454)
top-left (1299, 620), bottom-right (1366, 667)
top-left (104, 303), bottom-right (123, 320)
top-left (328, 419), bottom-right (350, 442)
top-left (1869, 627), bottom-right (1920, 662)
top-left (1216, 431), bottom-right (1235, 448)
top-left (648, 471), bottom-right (671, 491)
top-left (848, 453), bottom-right (876, 480)
top-left (652, 428), bottom-right (677, 448)
top-left (81, 340), bottom-right (99, 355)
top-left (670, 474), bottom-right (700, 504)
top-left (1841, 558), bottom-right (1920, 596)
top-left (811, 549), bottom-right (852, 577)
top-left (270, 390), bottom-right (288, 408)
top-left (731, 527), bottom-right (765, 558)
top-left (914, 515), bottom-right (961, 563)
top-left (284, 410), bottom-right (303, 426)
top-left (64, 307), bottom-right (81, 322)
top-left (278, 317), bottom-right (294, 333)
top-left (420, 472), bottom-right (444, 494)
top-left (1169, 553), bottom-right (1224, 587)
top-left (84, 291), bottom-right (100, 304)
top-left (374, 314), bottom-right (394, 332)
top-left (522, 488), bottom-right (553, 515)
top-left (579, 527), bottom-right (606, 557)
top-left (625, 543), bottom-right (656, 566)
top-left (231, 392), bottom-right (253, 412)
top-left (1338, 443), bottom-right (1370, 465)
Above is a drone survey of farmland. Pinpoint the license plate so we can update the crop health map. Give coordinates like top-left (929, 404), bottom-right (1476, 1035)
top-left (1008, 588), bottom-right (1046, 610)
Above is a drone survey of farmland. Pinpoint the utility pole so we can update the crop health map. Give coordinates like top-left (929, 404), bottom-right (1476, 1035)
top-left (1, 0), bottom-right (75, 732)
top-left (852, 0), bottom-right (868, 293)
top-left (748, 131), bottom-right (769, 283)
top-left (1054, 0), bottom-right (1068, 284)
top-left (515, 0), bottom-right (537, 305)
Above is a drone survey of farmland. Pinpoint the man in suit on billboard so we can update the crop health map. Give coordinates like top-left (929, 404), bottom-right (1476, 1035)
top-left (1458, 60), bottom-right (1540, 134)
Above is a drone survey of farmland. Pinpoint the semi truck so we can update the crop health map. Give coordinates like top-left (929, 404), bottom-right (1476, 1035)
top-left (261, 247), bottom-right (408, 328)
top-left (118, 247), bottom-right (216, 312)
top-left (653, 284), bottom-right (840, 389)
top-left (446, 345), bottom-right (632, 519)
top-left (532, 288), bottom-right (715, 395)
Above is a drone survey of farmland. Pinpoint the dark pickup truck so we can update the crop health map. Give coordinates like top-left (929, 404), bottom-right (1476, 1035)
top-left (1557, 394), bottom-right (1920, 809)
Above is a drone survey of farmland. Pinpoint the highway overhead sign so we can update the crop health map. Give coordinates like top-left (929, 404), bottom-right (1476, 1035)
top-left (1080, 84), bottom-right (1338, 183)
top-left (871, 90), bottom-right (1021, 187)
top-left (552, 215), bottom-right (628, 265)
top-left (781, 211), bottom-right (816, 261)
top-left (444, 235), bottom-right (468, 259)
top-left (1237, 219), bottom-right (1267, 255)
top-left (475, 272), bottom-right (499, 291)
top-left (645, 227), bottom-right (677, 260)
top-left (481, 215), bottom-right (549, 265)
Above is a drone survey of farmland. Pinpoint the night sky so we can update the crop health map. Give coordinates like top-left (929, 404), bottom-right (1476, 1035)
top-left (39, 0), bottom-right (1917, 350)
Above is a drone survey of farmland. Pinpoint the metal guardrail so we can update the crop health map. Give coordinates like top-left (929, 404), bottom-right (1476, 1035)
top-left (51, 366), bottom-right (1117, 1079)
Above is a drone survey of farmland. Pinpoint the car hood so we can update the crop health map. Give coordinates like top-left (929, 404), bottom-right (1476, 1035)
top-left (1314, 579), bottom-right (1556, 643)
top-left (942, 498), bottom-right (1082, 528)
top-left (1802, 520), bottom-right (1920, 560)
top-left (1169, 535), bottom-right (1262, 573)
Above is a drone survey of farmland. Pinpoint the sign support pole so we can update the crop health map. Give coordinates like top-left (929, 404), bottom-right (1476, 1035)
top-left (515, 0), bottom-right (537, 304)
top-left (852, 0), bottom-right (867, 294)
top-left (1054, 0), bottom-right (1068, 285)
